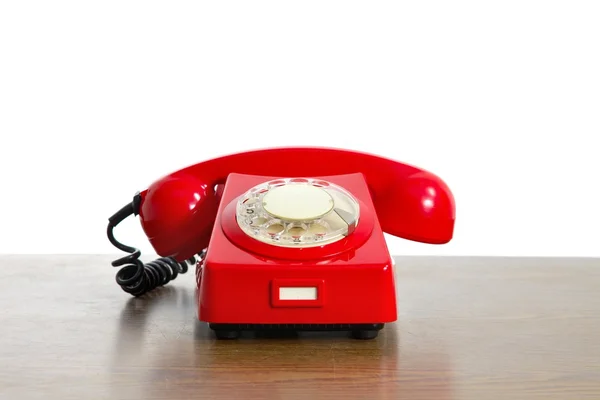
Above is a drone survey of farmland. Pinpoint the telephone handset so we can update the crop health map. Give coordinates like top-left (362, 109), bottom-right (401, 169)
top-left (107, 147), bottom-right (455, 339)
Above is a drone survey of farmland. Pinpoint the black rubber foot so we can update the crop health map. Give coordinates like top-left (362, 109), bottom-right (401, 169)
top-left (214, 330), bottom-right (240, 340)
top-left (350, 330), bottom-right (379, 340)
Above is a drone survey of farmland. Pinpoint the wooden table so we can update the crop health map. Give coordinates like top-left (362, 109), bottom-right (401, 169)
top-left (0, 255), bottom-right (599, 399)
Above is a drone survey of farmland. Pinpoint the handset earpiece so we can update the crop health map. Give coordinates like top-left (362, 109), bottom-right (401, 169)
top-left (138, 172), bottom-right (221, 260)
top-left (106, 172), bottom-right (220, 297)
top-left (374, 170), bottom-right (455, 244)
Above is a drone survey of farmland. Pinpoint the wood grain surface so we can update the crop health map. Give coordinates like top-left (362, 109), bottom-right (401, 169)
top-left (0, 255), bottom-right (599, 400)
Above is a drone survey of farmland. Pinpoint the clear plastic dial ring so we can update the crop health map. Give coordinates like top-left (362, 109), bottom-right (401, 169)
top-left (236, 178), bottom-right (360, 247)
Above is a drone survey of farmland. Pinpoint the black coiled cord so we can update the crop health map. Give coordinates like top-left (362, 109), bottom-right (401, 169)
top-left (106, 194), bottom-right (205, 297)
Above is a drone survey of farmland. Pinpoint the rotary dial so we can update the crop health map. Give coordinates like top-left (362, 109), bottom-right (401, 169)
top-left (235, 178), bottom-right (360, 248)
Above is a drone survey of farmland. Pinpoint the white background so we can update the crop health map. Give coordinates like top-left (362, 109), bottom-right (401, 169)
top-left (1, 1), bottom-right (598, 257)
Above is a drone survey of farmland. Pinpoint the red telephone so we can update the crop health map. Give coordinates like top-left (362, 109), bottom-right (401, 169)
top-left (107, 147), bottom-right (455, 339)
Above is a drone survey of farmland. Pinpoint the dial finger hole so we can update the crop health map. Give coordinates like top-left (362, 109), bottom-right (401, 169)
top-left (308, 223), bottom-right (328, 236)
top-left (266, 222), bottom-right (285, 236)
top-left (287, 223), bottom-right (308, 238)
top-left (311, 180), bottom-right (330, 187)
top-left (268, 180), bottom-right (286, 187)
top-left (251, 217), bottom-right (268, 226)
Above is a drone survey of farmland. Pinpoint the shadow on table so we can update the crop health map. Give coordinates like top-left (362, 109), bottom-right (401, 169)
top-left (111, 285), bottom-right (455, 399)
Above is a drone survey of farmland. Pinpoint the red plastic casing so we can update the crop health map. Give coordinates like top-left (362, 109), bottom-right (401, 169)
top-left (196, 172), bottom-right (398, 325)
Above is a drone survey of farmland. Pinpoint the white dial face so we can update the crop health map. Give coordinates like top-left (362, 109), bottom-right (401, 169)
top-left (262, 184), bottom-right (334, 221)
top-left (235, 178), bottom-right (360, 248)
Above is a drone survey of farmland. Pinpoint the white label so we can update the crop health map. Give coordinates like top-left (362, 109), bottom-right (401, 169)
top-left (279, 287), bottom-right (317, 300)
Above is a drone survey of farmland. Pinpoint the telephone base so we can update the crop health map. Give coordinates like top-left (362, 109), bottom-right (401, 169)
top-left (208, 323), bottom-right (384, 340)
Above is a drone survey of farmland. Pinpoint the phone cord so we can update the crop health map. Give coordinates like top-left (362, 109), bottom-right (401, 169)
top-left (106, 193), bottom-right (205, 297)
